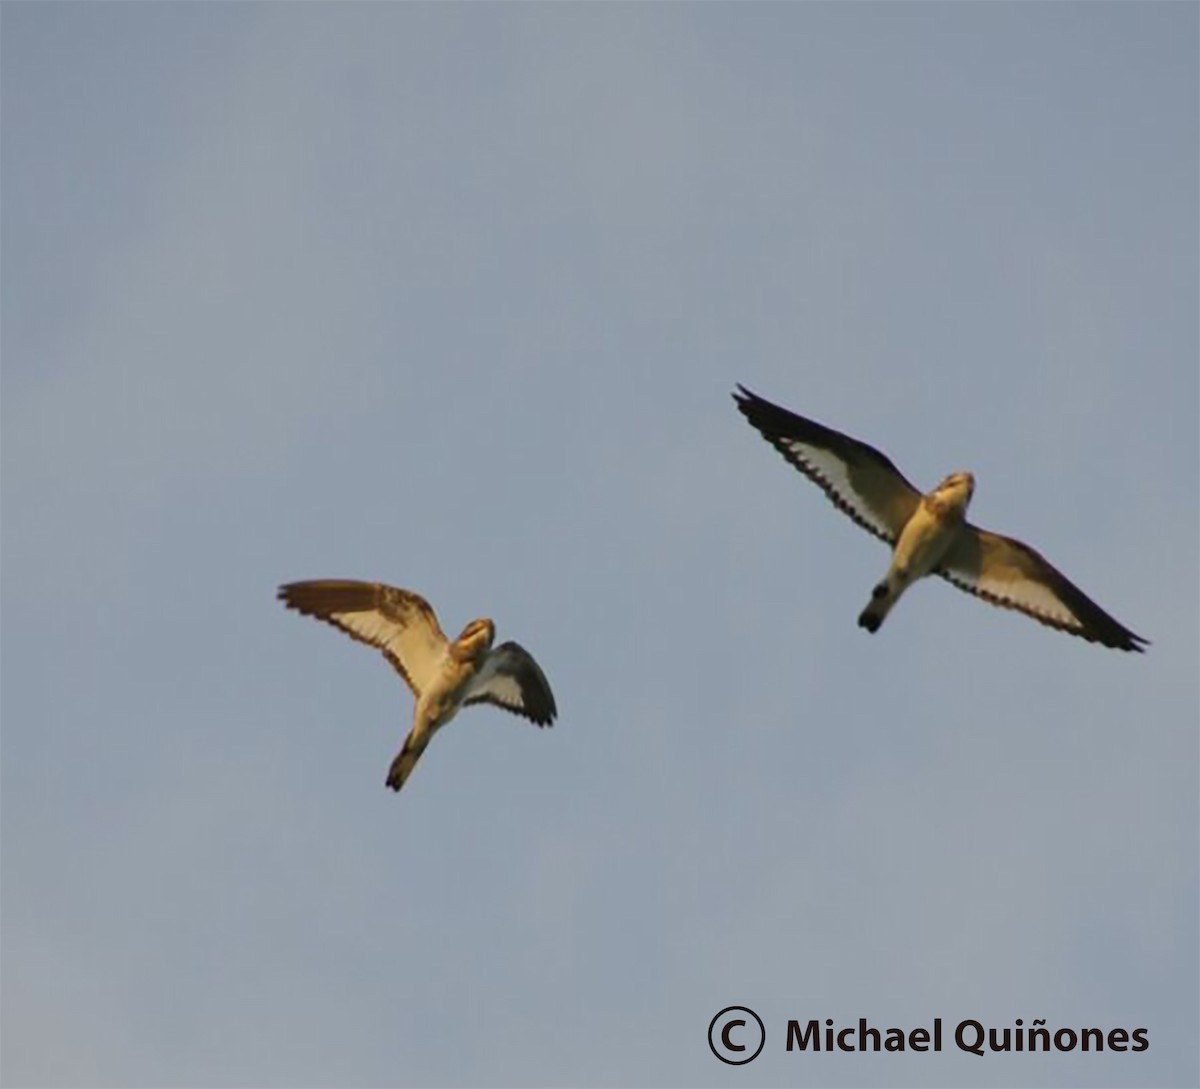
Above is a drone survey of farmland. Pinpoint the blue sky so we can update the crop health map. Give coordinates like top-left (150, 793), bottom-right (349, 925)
top-left (2, 5), bottom-right (1196, 1087)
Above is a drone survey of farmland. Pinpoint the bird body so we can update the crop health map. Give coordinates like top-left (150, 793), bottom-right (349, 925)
top-left (278, 581), bottom-right (557, 791)
top-left (733, 386), bottom-right (1146, 652)
top-left (859, 471), bottom-right (974, 632)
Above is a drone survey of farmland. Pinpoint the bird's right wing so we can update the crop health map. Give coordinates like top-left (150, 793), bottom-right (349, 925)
top-left (733, 385), bottom-right (922, 544)
top-left (277, 580), bottom-right (450, 694)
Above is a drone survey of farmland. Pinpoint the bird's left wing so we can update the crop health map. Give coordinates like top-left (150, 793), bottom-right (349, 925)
top-left (463, 642), bottom-right (558, 726)
top-left (733, 385), bottom-right (922, 544)
top-left (936, 527), bottom-right (1147, 652)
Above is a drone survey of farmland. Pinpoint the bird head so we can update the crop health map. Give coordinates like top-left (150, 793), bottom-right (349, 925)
top-left (935, 471), bottom-right (975, 513)
top-left (455, 618), bottom-right (496, 659)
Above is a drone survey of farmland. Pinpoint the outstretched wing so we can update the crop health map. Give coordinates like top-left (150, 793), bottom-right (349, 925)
top-left (277, 580), bottom-right (450, 693)
top-left (936, 528), bottom-right (1148, 652)
top-left (733, 385), bottom-right (922, 544)
top-left (463, 642), bottom-right (557, 726)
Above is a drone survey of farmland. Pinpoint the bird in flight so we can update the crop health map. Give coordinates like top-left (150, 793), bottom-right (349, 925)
top-left (733, 386), bottom-right (1147, 652)
top-left (278, 580), bottom-right (558, 790)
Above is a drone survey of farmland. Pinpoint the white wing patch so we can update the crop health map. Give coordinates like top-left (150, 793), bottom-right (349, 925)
top-left (466, 672), bottom-right (526, 712)
top-left (325, 607), bottom-right (446, 694)
top-left (329, 609), bottom-right (399, 647)
top-left (774, 436), bottom-right (913, 542)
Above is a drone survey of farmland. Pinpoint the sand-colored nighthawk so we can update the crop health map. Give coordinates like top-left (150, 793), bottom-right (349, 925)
top-left (733, 386), bottom-right (1146, 651)
top-left (279, 580), bottom-right (558, 790)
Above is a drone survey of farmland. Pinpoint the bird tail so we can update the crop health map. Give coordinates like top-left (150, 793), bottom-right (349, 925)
top-left (386, 729), bottom-right (430, 792)
top-left (858, 578), bottom-right (900, 633)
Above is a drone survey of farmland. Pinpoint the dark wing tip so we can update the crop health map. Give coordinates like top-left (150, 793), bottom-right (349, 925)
top-left (525, 686), bottom-right (557, 727)
top-left (523, 672), bottom-right (558, 729)
top-left (277, 579), bottom-right (349, 616)
top-left (535, 695), bottom-right (558, 727)
top-left (730, 383), bottom-right (831, 446)
top-left (1081, 627), bottom-right (1148, 652)
top-left (731, 383), bottom-right (767, 417)
top-left (1111, 609), bottom-right (1150, 652)
top-left (1100, 606), bottom-right (1150, 651)
top-left (1076, 622), bottom-right (1149, 652)
top-left (277, 581), bottom-right (311, 610)
top-left (731, 384), bottom-right (796, 440)
top-left (277, 579), bottom-right (383, 612)
top-left (499, 640), bottom-right (557, 726)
